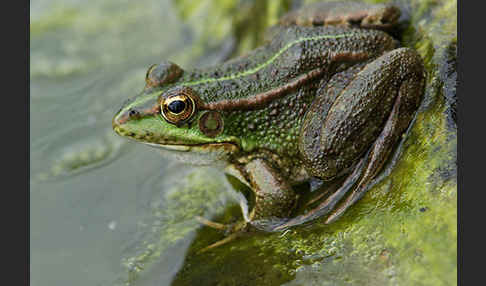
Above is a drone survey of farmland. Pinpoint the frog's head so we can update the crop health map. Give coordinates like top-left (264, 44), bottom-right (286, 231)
top-left (112, 61), bottom-right (241, 164)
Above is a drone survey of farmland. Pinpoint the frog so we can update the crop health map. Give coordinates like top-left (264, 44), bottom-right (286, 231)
top-left (112, 1), bottom-right (425, 248)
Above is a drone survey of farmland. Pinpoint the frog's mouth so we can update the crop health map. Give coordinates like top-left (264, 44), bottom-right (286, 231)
top-left (141, 142), bottom-right (240, 165)
top-left (143, 142), bottom-right (239, 153)
top-left (113, 113), bottom-right (242, 164)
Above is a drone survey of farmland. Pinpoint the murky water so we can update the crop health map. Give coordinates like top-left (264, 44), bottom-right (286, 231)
top-left (30, 1), bottom-right (218, 285)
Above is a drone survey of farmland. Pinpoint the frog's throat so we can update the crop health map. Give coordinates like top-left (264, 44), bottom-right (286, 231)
top-left (118, 32), bottom-right (356, 117)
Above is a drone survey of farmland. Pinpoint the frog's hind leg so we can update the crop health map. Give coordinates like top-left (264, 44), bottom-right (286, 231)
top-left (325, 85), bottom-right (418, 224)
top-left (279, 1), bottom-right (400, 30)
top-left (276, 48), bottom-right (425, 230)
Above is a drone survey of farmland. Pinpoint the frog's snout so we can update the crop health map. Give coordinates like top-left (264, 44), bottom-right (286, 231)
top-left (112, 108), bottom-right (132, 129)
top-left (112, 114), bottom-right (122, 133)
top-left (111, 109), bottom-right (142, 140)
top-left (112, 111), bottom-right (127, 136)
top-left (112, 103), bottom-right (139, 136)
top-left (112, 106), bottom-right (129, 133)
top-left (112, 97), bottom-right (134, 129)
top-left (113, 95), bottom-right (161, 131)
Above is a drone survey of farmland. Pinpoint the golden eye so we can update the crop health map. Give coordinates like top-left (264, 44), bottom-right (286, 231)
top-left (160, 88), bottom-right (196, 125)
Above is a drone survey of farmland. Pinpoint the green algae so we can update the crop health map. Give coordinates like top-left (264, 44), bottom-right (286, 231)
top-left (117, 168), bottom-right (239, 285)
top-left (30, 7), bottom-right (79, 37)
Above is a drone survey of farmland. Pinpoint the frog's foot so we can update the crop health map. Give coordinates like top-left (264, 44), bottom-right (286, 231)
top-left (195, 216), bottom-right (227, 231)
top-left (279, 1), bottom-right (400, 30)
top-left (195, 216), bottom-right (251, 233)
top-left (195, 217), bottom-right (253, 253)
top-left (197, 233), bottom-right (242, 254)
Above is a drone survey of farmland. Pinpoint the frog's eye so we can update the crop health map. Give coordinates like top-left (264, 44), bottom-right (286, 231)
top-left (160, 89), bottom-right (196, 125)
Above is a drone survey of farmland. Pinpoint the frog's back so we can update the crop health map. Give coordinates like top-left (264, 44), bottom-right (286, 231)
top-left (174, 26), bottom-right (396, 105)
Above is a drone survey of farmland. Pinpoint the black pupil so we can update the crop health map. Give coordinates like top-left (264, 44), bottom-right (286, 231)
top-left (168, 100), bottom-right (186, 114)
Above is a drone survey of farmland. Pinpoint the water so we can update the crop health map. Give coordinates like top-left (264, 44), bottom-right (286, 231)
top-left (30, 1), bottom-right (215, 285)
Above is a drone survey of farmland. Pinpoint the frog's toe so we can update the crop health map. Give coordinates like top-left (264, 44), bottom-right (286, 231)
top-left (197, 233), bottom-right (241, 254)
top-left (195, 218), bottom-right (252, 253)
top-left (195, 216), bottom-right (228, 230)
top-left (195, 216), bottom-right (249, 233)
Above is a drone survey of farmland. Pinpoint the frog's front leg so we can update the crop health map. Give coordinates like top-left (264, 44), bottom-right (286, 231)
top-left (277, 47), bottom-right (425, 230)
top-left (196, 159), bottom-right (297, 252)
top-left (197, 158), bottom-right (296, 246)
top-left (242, 158), bottom-right (297, 229)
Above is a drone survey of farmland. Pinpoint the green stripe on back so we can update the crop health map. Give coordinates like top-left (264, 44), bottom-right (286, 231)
top-left (120, 33), bottom-right (353, 116)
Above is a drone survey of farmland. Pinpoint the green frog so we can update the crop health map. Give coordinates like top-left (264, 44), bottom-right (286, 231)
top-left (113, 1), bottom-right (425, 245)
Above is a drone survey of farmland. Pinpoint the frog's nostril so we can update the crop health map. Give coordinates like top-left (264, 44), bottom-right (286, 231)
top-left (129, 109), bottom-right (139, 117)
top-left (113, 107), bottom-right (136, 128)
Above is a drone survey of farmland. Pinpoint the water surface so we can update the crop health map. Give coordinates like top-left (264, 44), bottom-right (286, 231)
top-left (30, 1), bottom-right (214, 284)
